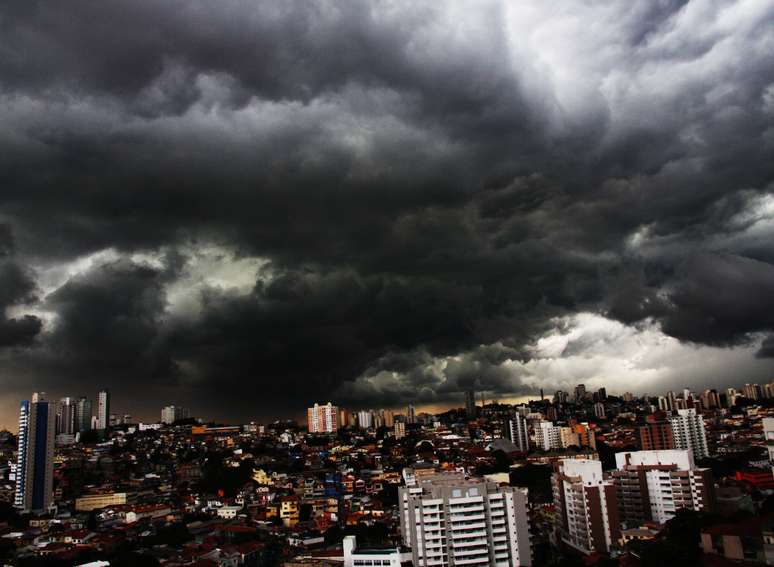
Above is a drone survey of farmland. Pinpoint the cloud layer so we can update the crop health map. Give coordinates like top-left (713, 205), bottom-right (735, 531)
top-left (1, 0), bottom-right (773, 422)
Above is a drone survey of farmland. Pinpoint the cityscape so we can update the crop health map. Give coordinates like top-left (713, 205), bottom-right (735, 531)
top-left (2, 382), bottom-right (774, 566)
top-left (2, 0), bottom-right (774, 566)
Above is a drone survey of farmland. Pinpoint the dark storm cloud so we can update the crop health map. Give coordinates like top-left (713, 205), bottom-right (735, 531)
top-left (1, 0), bottom-right (774, 419)
top-left (0, 224), bottom-right (42, 347)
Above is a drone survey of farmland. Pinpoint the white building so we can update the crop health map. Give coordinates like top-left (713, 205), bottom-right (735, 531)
top-left (507, 415), bottom-right (530, 452)
top-left (357, 410), bottom-right (373, 429)
top-left (96, 389), bottom-right (110, 430)
top-left (669, 408), bottom-right (709, 460)
top-left (399, 472), bottom-right (532, 566)
top-left (535, 421), bottom-right (561, 451)
top-left (161, 405), bottom-right (189, 425)
top-left (552, 459), bottom-right (619, 555)
top-left (306, 402), bottom-right (338, 433)
top-left (343, 535), bottom-right (409, 567)
top-left (612, 450), bottom-right (715, 525)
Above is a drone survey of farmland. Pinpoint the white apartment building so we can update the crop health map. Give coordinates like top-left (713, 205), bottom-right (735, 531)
top-left (399, 472), bottom-right (532, 566)
top-left (343, 535), bottom-right (410, 567)
top-left (507, 414), bottom-right (530, 452)
top-left (612, 450), bottom-right (715, 526)
top-left (669, 408), bottom-right (709, 460)
top-left (535, 421), bottom-right (561, 451)
top-left (552, 459), bottom-right (619, 555)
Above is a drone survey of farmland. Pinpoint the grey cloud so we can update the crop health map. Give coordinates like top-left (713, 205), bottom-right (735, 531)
top-left (0, 0), bottom-right (773, 418)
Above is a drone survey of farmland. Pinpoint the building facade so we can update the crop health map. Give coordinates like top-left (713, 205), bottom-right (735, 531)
top-left (97, 389), bottom-right (110, 431)
top-left (307, 402), bottom-right (339, 433)
top-left (669, 408), bottom-right (709, 460)
top-left (552, 459), bottom-right (620, 555)
top-left (507, 415), bottom-right (530, 452)
top-left (14, 393), bottom-right (56, 513)
top-left (638, 422), bottom-right (674, 451)
top-left (612, 450), bottom-right (715, 526)
top-left (399, 472), bottom-right (532, 566)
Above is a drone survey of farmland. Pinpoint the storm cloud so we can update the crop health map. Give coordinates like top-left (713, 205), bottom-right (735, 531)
top-left (1, 0), bottom-right (773, 423)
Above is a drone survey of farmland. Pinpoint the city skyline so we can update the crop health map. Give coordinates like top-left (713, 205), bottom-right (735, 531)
top-left (0, 1), bottom-right (773, 426)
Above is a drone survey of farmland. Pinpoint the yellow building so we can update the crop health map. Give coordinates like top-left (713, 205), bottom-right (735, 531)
top-left (75, 492), bottom-right (127, 512)
top-left (279, 496), bottom-right (300, 526)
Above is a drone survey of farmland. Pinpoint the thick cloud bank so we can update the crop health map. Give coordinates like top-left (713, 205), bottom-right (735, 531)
top-left (1, 0), bottom-right (773, 422)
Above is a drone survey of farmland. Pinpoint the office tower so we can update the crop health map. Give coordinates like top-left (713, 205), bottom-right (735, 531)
top-left (407, 404), bottom-right (416, 424)
top-left (597, 387), bottom-right (607, 401)
top-left (506, 414), bottom-right (530, 452)
top-left (357, 410), bottom-right (373, 429)
top-left (612, 450), bottom-right (715, 525)
top-left (14, 393), bottom-right (56, 513)
top-left (97, 389), bottom-right (110, 430)
top-left (638, 422), bottom-right (674, 451)
top-left (56, 397), bottom-right (76, 435)
top-left (307, 402), bottom-right (338, 433)
top-left (161, 405), bottom-right (189, 424)
top-left (395, 421), bottom-right (406, 439)
top-left (669, 408), bottom-right (709, 460)
top-left (535, 421), bottom-right (561, 451)
top-left (554, 390), bottom-right (568, 404)
top-left (593, 402), bottom-right (605, 419)
top-left (465, 390), bottom-right (476, 418)
top-left (384, 409), bottom-right (395, 428)
top-left (552, 459), bottom-right (619, 554)
top-left (75, 396), bottom-right (92, 432)
top-left (399, 472), bottom-right (532, 566)
top-left (574, 384), bottom-right (586, 403)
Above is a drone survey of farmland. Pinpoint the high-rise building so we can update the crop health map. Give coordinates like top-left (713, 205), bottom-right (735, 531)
top-left (669, 408), bottom-right (709, 460)
top-left (399, 472), bottom-right (532, 566)
top-left (384, 409), bottom-right (395, 428)
top-left (75, 396), bottom-right (92, 433)
top-left (357, 410), bottom-right (373, 429)
top-left (593, 402), bottom-right (605, 419)
top-left (307, 402), bottom-right (338, 433)
top-left (552, 459), bottom-right (620, 554)
top-left (14, 393), bottom-right (56, 513)
top-left (763, 418), bottom-right (774, 464)
top-left (465, 390), bottom-right (477, 419)
top-left (743, 383), bottom-right (762, 400)
top-left (406, 404), bottom-right (416, 424)
top-left (56, 397), bottom-right (76, 435)
top-left (506, 414), bottom-right (530, 452)
top-left (339, 408), bottom-right (350, 429)
top-left (394, 421), bottom-right (406, 439)
top-left (97, 389), bottom-right (110, 431)
top-left (554, 390), bottom-right (569, 404)
top-left (535, 421), bottom-right (561, 451)
top-left (161, 405), bottom-right (189, 424)
top-left (638, 422), bottom-right (674, 451)
top-left (574, 384), bottom-right (586, 403)
top-left (611, 450), bottom-right (715, 525)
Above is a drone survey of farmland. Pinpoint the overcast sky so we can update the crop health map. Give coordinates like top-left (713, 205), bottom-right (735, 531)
top-left (1, 0), bottom-right (774, 427)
